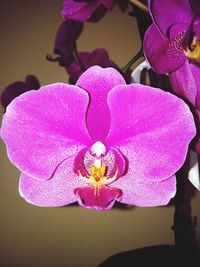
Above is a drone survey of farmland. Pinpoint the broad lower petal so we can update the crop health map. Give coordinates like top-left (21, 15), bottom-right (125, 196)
top-left (112, 174), bottom-right (176, 207)
top-left (144, 24), bottom-right (186, 74)
top-left (76, 66), bottom-right (125, 141)
top-left (19, 157), bottom-right (85, 207)
top-left (1, 83), bottom-right (91, 180)
top-left (148, 0), bottom-right (193, 37)
top-left (106, 84), bottom-right (196, 181)
top-left (74, 185), bottom-right (122, 210)
top-left (61, 0), bottom-right (102, 21)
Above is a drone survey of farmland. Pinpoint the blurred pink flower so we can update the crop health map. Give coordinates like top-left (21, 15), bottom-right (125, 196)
top-left (61, 0), bottom-right (116, 22)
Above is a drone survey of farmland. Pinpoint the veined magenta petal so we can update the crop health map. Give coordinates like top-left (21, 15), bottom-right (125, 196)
top-left (74, 186), bottom-right (122, 210)
top-left (144, 24), bottom-right (186, 74)
top-left (76, 66), bottom-right (126, 141)
top-left (169, 61), bottom-right (197, 106)
top-left (1, 83), bottom-right (92, 180)
top-left (61, 0), bottom-right (102, 21)
top-left (106, 84), bottom-right (196, 181)
top-left (112, 174), bottom-right (176, 207)
top-left (19, 157), bottom-right (85, 207)
top-left (149, 0), bottom-right (193, 37)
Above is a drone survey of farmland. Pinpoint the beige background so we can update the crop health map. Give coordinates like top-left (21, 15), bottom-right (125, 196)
top-left (0, 1), bottom-right (200, 267)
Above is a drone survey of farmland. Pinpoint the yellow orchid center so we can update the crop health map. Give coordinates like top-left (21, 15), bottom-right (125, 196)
top-left (185, 38), bottom-right (200, 64)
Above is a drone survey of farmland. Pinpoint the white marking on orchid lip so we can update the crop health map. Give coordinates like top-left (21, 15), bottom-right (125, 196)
top-left (91, 141), bottom-right (106, 158)
top-left (104, 170), bottom-right (118, 184)
top-left (94, 158), bottom-right (101, 168)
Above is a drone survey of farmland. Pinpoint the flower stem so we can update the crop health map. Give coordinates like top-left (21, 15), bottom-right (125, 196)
top-left (121, 49), bottom-right (143, 74)
top-left (73, 47), bottom-right (85, 71)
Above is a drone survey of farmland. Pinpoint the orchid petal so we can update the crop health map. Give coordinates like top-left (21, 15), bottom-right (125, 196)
top-left (169, 61), bottom-right (198, 106)
top-left (74, 185), bottom-right (122, 210)
top-left (19, 157), bottom-right (85, 207)
top-left (112, 174), bottom-right (176, 207)
top-left (66, 49), bottom-right (118, 84)
top-left (61, 0), bottom-right (102, 21)
top-left (76, 66), bottom-right (125, 141)
top-left (192, 18), bottom-right (200, 38)
top-left (102, 0), bottom-right (115, 9)
top-left (106, 84), bottom-right (196, 181)
top-left (1, 83), bottom-right (91, 180)
top-left (1, 75), bottom-right (40, 110)
top-left (148, 0), bottom-right (193, 37)
top-left (53, 19), bottom-right (83, 62)
top-left (144, 24), bottom-right (186, 74)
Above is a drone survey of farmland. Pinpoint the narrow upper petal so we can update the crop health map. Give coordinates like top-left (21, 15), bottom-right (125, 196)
top-left (76, 66), bottom-right (126, 141)
top-left (112, 174), bottom-right (176, 207)
top-left (1, 83), bottom-right (91, 180)
top-left (106, 84), bottom-right (196, 181)
top-left (144, 24), bottom-right (186, 74)
top-left (19, 157), bottom-right (85, 207)
top-left (61, 0), bottom-right (102, 21)
top-left (148, 0), bottom-right (194, 37)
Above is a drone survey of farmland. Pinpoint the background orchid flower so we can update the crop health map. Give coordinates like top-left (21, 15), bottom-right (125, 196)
top-left (61, 0), bottom-right (116, 22)
top-left (0, 66), bottom-right (195, 210)
top-left (65, 48), bottom-right (119, 84)
top-left (1, 75), bottom-right (40, 111)
top-left (47, 19), bottom-right (83, 66)
top-left (144, 0), bottom-right (200, 152)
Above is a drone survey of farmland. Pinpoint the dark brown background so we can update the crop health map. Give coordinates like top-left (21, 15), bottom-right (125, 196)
top-left (0, 1), bottom-right (200, 267)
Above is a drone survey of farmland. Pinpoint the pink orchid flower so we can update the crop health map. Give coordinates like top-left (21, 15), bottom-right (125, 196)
top-left (0, 66), bottom-right (195, 210)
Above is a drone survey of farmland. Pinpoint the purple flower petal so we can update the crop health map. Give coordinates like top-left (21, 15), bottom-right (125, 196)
top-left (113, 174), bottom-right (176, 206)
top-left (74, 185), bottom-right (122, 210)
top-left (76, 66), bottom-right (125, 141)
top-left (19, 157), bottom-right (85, 207)
top-left (1, 83), bottom-right (92, 180)
top-left (144, 24), bottom-right (186, 74)
top-left (66, 49), bottom-right (118, 84)
top-left (148, 0), bottom-right (194, 37)
top-left (61, 0), bottom-right (102, 21)
top-left (106, 84), bottom-right (196, 181)
top-left (53, 19), bottom-right (83, 65)
top-left (102, 0), bottom-right (115, 9)
top-left (192, 18), bottom-right (200, 39)
top-left (169, 62), bottom-right (200, 153)
top-left (1, 75), bottom-right (40, 110)
top-left (169, 61), bottom-right (198, 106)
